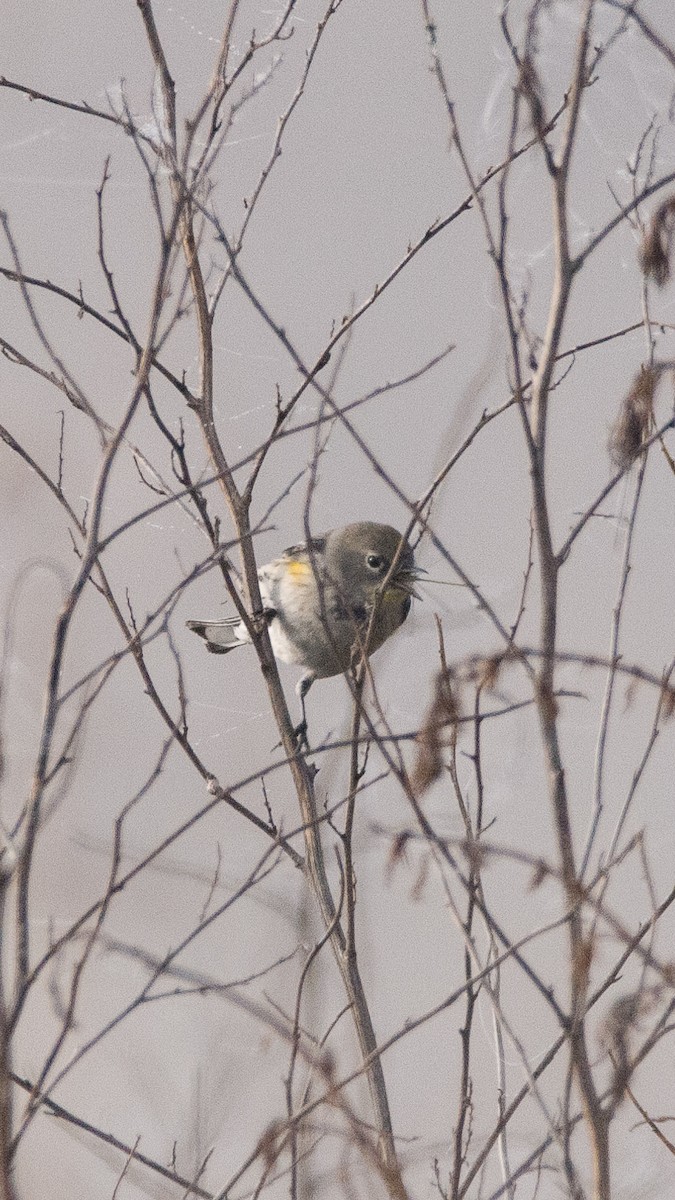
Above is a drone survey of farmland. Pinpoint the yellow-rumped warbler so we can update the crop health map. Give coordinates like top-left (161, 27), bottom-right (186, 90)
top-left (187, 522), bottom-right (420, 719)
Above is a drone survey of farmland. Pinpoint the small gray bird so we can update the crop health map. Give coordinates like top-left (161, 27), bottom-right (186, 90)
top-left (187, 522), bottom-right (420, 727)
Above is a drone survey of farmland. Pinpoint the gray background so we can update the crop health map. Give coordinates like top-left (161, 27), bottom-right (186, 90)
top-left (2, 2), bottom-right (675, 1197)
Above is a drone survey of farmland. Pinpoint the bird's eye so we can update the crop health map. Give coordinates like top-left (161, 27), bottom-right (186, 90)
top-left (366, 554), bottom-right (386, 571)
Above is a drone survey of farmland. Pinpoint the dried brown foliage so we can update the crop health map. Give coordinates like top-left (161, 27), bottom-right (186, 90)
top-left (608, 365), bottom-right (656, 469)
top-left (639, 195), bottom-right (675, 286)
top-left (410, 669), bottom-right (459, 797)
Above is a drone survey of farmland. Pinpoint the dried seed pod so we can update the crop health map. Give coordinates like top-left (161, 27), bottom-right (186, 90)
top-left (640, 195), bottom-right (675, 286)
top-left (411, 669), bottom-right (459, 797)
top-left (608, 366), bottom-right (656, 469)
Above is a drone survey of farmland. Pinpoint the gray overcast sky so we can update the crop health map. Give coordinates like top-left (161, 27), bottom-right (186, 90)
top-left (2, 3), bottom-right (675, 1198)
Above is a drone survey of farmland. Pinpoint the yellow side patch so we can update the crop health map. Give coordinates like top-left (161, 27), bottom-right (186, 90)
top-left (286, 559), bottom-right (312, 580)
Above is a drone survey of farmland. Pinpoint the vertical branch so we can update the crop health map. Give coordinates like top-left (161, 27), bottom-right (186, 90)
top-left (524, 4), bottom-right (612, 1197)
top-left (582, 457), bottom-right (647, 876)
top-left (10, 181), bottom-right (180, 996)
top-left (0, 874), bottom-right (16, 1200)
top-left (448, 693), bottom-right (478, 1200)
top-left (135, 2), bottom-right (403, 1181)
top-left (343, 668), bottom-right (367, 967)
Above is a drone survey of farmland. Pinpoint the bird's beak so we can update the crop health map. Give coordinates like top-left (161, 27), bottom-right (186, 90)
top-left (394, 566), bottom-right (426, 601)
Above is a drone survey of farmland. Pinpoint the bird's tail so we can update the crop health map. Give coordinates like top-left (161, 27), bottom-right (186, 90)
top-left (186, 618), bottom-right (247, 654)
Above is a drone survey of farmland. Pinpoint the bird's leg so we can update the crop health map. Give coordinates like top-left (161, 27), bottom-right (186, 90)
top-left (293, 673), bottom-right (314, 750)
